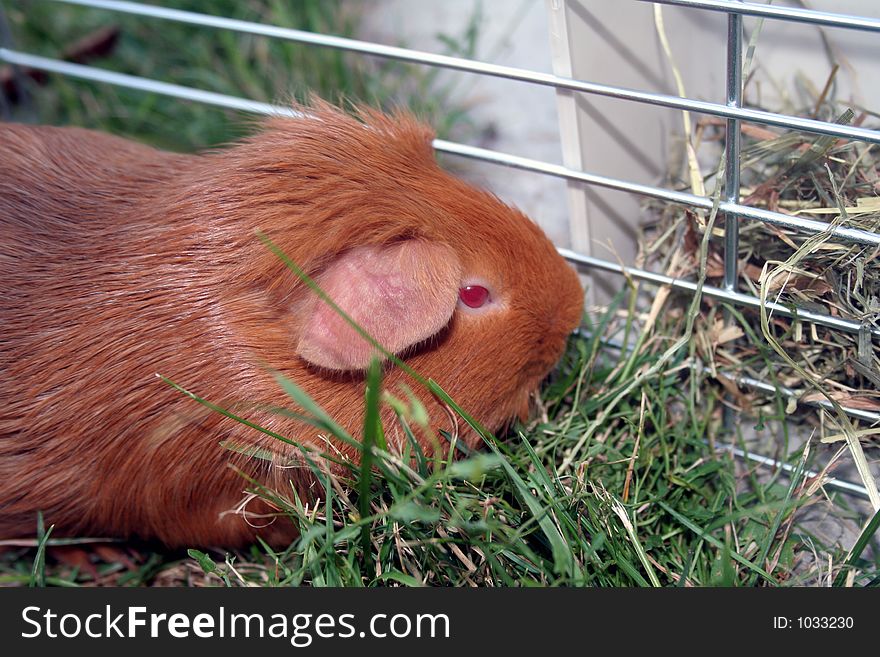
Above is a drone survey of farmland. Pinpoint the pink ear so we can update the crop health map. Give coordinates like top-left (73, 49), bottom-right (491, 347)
top-left (297, 241), bottom-right (461, 371)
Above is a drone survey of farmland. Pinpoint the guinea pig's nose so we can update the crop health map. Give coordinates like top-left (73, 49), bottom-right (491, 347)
top-left (560, 270), bottom-right (586, 331)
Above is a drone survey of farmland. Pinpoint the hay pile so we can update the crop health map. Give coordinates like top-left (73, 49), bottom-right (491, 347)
top-left (640, 91), bottom-right (880, 438)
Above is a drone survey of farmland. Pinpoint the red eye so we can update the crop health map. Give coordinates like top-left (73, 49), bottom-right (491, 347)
top-left (458, 285), bottom-right (490, 308)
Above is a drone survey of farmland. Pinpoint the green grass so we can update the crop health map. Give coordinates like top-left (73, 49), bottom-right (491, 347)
top-left (2, 266), bottom-right (876, 587)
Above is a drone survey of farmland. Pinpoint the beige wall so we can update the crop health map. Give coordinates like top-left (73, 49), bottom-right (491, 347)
top-left (358, 0), bottom-right (569, 245)
top-left (549, 0), bottom-right (879, 302)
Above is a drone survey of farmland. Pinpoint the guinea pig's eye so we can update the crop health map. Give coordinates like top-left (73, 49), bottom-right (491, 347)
top-left (458, 285), bottom-right (490, 309)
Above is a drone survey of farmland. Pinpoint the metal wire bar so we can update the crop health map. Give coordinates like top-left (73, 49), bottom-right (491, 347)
top-left (6, 48), bottom-right (878, 249)
top-left (643, 0), bottom-right (880, 33)
top-left (721, 6), bottom-right (744, 430)
top-left (47, 0), bottom-right (880, 145)
top-left (433, 139), bottom-right (880, 247)
top-left (732, 371), bottom-right (880, 424)
top-left (722, 8), bottom-right (742, 294)
top-left (716, 441), bottom-right (872, 500)
top-left (560, 248), bottom-right (880, 337)
top-left (0, 49), bottom-right (301, 118)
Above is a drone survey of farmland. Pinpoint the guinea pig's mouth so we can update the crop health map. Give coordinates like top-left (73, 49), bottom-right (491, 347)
top-left (522, 353), bottom-right (567, 383)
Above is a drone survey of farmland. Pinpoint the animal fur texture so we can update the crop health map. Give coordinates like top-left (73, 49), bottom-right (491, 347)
top-left (0, 102), bottom-right (583, 547)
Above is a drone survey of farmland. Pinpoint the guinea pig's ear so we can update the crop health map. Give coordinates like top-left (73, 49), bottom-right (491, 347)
top-left (297, 241), bottom-right (461, 371)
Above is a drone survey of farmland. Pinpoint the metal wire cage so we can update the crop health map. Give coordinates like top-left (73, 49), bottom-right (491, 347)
top-left (2, 0), bottom-right (879, 499)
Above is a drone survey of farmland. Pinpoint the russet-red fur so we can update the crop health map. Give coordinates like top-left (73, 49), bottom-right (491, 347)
top-left (0, 102), bottom-right (583, 548)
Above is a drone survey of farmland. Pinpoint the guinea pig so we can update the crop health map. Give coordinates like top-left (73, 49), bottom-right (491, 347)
top-left (0, 101), bottom-right (584, 548)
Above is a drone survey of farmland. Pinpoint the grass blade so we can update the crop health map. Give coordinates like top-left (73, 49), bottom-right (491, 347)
top-left (833, 507), bottom-right (880, 587)
top-left (657, 501), bottom-right (775, 583)
top-left (359, 358), bottom-right (383, 557)
top-left (29, 515), bottom-right (52, 588)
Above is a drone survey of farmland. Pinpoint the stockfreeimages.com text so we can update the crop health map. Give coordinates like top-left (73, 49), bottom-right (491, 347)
top-left (21, 605), bottom-right (450, 646)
